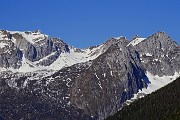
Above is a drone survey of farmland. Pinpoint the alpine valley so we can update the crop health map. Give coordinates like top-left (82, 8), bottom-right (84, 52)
top-left (0, 30), bottom-right (179, 120)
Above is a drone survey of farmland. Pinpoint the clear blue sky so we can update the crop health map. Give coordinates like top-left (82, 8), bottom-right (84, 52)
top-left (1, 0), bottom-right (180, 48)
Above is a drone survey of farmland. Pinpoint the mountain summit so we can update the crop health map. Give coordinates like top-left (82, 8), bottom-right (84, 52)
top-left (0, 30), bottom-right (179, 119)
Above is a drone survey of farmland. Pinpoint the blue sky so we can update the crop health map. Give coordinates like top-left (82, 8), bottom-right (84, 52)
top-left (1, 0), bottom-right (180, 48)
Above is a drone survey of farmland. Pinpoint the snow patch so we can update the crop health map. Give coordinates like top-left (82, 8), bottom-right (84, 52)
top-left (124, 71), bottom-right (180, 106)
top-left (48, 45), bottom-right (103, 70)
top-left (141, 71), bottom-right (180, 94)
top-left (103, 73), bottom-right (106, 77)
top-left (145, 53), bottom-right (152, 56)
top-left (0, 43), bottom-right (8, 48)
top-left (33, 52), bottom-right (57, 64)
top-left (110, 71), bottom-right (113, 76)
top-left (98, 81), bottom-right (102, 89)
top-left (8, 30), bottom-right (48, 44)
top-left (127, 38), bottom-right (146, 46)
top-left (18, 55), bottom-right (43, 72)
top-left (66, 78), bottom-right (72, 87)
top-left (95, 73), bottom-right (100, 79)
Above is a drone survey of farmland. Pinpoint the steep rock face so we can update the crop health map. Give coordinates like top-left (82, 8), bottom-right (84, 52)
top-left (134, 32), bottom-right (180, 76)
top-left (69, 38), bottom-right (148, 119)
top-left (0, 30), bottom-right (70, 68)
top-left (0, 39), bottom-right (22, 69)
top-left (0, 31), bottom-right (179, 120)
top-left (0, 37), bottom-right (149, 120)
top-left (0, 30), bottom-right (110, 70)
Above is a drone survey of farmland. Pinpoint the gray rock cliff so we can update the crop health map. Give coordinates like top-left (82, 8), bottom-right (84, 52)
top-left (0, 31), bottom-right (179, 120)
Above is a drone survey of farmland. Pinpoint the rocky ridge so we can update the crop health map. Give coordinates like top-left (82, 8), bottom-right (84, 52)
top-left (0, 30), bottom-right (179, 119)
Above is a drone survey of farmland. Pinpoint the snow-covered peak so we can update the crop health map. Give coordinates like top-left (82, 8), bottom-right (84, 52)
top-left (0, 30), bottom-right (107, 73)
top-left (14, 30), bottom-right (48, 44)
top-left (0, 30), bottom-right (48, 44)
top-left (127, 37), bottom-right (146, 46)
top-left (40, 44), bottom-right (103, 70)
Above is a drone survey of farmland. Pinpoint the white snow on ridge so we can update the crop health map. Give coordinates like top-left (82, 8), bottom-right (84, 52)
top-left (0, 41), bottom-right (103, 72)
top-left (0, 30), bottom-right (105, 72)
top-left (127, 38), bottom-right (146, 46)
top-left (0, 43), bottom-right (8, 48)
top-left (18, 55), bottom-right (43, 72)
top-left (9, 31), bottom-right (48, 44)
top-left (34, 52), bottom-right (57, 64)
top-left (48, 45), bottom-right (103, 70)
top-left (0, 30), bottom-right (48, 44)
top-left (48, 51), bottom-right (85, 70)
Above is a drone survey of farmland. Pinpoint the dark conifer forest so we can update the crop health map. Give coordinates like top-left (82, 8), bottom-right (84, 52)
top-left (106, 77), bottom-right (180, 120)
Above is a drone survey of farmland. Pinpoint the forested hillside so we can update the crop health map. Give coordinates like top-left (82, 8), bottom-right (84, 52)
top-left (106, 76), bottom-right (180, 120)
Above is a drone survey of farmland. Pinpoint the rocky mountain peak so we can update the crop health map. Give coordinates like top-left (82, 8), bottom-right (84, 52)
top-left (33, 30), bottom-right (41, 34)
top-left (0, 30), bottom-right (179, 120)
top-left (132, 35), bottom-right (140, 40)
top-left (0, 29), bottom-right (8, 34)
top-left (155, 31), bottom-right (166, 36)
top-left (147, 31), bottom-right (171, 42)
top-left (104, 37), bottom-right (128, 46)
top-left (134, 31), bottom-right (180, 76)
top-left (0, 30), bottom-right (72, 69)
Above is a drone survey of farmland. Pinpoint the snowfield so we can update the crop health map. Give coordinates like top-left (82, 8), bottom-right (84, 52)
top-left (127, 38), bottom-right (146, 46)
top-left (124, 71), bottom-right (180, 106)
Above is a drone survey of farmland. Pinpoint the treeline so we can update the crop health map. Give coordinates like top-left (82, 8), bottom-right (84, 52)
top-left (106, 76), bottom-right (180, 120)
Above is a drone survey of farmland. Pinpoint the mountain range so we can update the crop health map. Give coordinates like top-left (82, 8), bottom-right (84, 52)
top-left (0, 30), bottom-right (179, 119)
